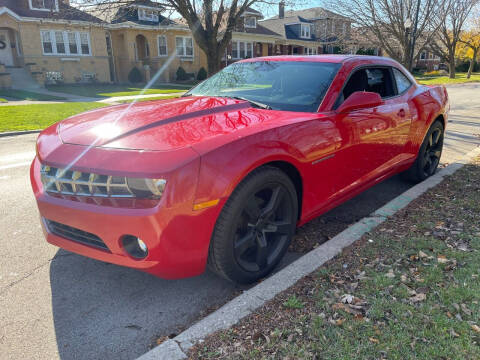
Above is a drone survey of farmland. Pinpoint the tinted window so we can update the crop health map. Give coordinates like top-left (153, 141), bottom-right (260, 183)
top-left (186, 61), bottom-right (341, 112)
top-left (393, 68), bottom-right (412, 94)
top-left (338, 67), bottom-right (395, 108)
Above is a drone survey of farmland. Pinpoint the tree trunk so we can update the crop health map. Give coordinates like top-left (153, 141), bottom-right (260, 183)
top-left (467, 48), bottom-right (477, 79)
top-left (206, 48), bottom-right (222, 76)
top-left (448, 54), bottom-right (456, 79)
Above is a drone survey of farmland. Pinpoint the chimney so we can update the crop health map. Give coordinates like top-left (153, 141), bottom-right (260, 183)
top-left (279, 1), bottom-right (285, 19)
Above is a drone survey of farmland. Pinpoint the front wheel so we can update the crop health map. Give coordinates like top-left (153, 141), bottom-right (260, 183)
top-left (208, 167), bottom-right (298, 284)
top-left (402, 120), bottom-right (444, 183)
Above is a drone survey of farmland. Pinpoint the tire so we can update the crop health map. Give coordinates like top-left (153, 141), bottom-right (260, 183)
top-left (402, 120), bottom-right (444, 183)
top-left (208, 166), bottom-right (298, 284)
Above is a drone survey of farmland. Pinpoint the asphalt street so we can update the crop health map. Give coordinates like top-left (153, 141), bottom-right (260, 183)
top-left (1, 83), bottom-right (479, 360)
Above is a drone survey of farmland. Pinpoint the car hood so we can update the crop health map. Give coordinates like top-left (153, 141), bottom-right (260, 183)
top-left (58, 96), bottom-right (302, 152)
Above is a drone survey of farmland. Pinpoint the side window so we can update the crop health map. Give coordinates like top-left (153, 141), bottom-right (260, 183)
top-left (393, 68), bottom-right (412, 94)
top-left (365, 68), bottom-right (395, 98)
top-left (336, 67), bottom-right (395, 108)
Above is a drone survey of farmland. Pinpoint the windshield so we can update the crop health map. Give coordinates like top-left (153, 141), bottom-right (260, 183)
top-left (186, 61), bottom-right (341, 112)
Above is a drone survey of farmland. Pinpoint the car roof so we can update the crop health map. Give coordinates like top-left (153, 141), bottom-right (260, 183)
top-left (239, 55), bottom-right (398, 65)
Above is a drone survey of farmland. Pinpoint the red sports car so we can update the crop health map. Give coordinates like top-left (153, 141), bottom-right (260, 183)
top-left (31, 55), bottom-right (449, 283)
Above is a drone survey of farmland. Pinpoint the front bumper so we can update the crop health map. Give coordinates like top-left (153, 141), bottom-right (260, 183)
top-left (31, 156), bottom-right (223, 279)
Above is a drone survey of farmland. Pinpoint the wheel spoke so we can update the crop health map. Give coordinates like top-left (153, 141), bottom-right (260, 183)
top-left (235, 232), bottom-right (255, 255)
top-left (244, 197), bottom-right (261, 222)
top-left (260, 186), bottom-right (285, 220)
top-left (432, 130), bottom-right (441, 146)
top-left (428, 133), bottom-right (433, 147)
top-left (431, 150), bottom-right (441, 159)
top-left (255, 233), bottom-right (268, 269)
top-left (264, 220), bottom-right (292, 234)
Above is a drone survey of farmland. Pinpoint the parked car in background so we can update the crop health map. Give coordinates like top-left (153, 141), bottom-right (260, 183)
top-left (31, 55), bottom-right (449, 283)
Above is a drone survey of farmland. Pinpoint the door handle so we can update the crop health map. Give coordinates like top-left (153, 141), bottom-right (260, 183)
top-left (397, 109), bottom-right (406, 117)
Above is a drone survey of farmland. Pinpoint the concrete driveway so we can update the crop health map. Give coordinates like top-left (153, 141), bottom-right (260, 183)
top-left (0, 83), bottom-right (479, 360)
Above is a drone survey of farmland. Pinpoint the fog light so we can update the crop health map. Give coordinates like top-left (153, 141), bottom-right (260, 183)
top-left (121, 235), bottom-right (148, 259)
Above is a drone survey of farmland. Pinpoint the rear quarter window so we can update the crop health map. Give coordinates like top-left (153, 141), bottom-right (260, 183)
top-left (393, 68), bottom-right (412, 94)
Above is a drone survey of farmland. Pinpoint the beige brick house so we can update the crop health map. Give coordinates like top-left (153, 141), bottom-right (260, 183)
top-left (0, 0), bottom-right (111, 84)
top-left (106, 0), bottom-right (207, 83)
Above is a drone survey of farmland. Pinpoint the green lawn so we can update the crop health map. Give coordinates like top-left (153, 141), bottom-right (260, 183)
top-left (116, 94), bottom-right (181, 104)
top-left (0, 89), bottom-right (66, 101)
top-left (0, 102), bottom-right (108, 132)
top-left (190, 158), bottom-right (480, 359)
top-left (0, 97), bottom-right (7, 103)
top-left (415, 72), bottom-right (480, 85)
top-left (46, 84), bottom-right (190, 98)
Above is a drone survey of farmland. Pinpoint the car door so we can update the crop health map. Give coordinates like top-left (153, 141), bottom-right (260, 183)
top-left (332, 66), bottom-right (411, 194)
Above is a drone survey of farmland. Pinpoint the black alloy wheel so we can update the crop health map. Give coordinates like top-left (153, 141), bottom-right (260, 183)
top-left (208, 167), bottom-right (298, 284)
top-left (421, 127), bottom-right (443, 178)
top-left (402, 120), bottom-right (444, 183)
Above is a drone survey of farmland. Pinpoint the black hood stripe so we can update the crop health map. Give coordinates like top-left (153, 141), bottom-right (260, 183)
top-left (103, 102), bottom-right (250, 145)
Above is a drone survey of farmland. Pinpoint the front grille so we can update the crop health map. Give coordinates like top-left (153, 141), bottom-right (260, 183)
top-left (41, 165), bottom-right (134, 198)
top-left (45, 219), bottom-right (110, 251)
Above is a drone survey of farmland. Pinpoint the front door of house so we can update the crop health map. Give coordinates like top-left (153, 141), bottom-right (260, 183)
top-left (0, 30), bottom-right (14, 66)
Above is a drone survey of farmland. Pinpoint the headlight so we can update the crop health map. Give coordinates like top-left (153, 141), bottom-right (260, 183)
top-left (126, 178), bottom-right (167, 198)
top-left (40, 165), bottom-right (167, 199)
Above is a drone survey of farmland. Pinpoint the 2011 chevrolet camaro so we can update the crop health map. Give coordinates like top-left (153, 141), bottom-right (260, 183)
top-left (31, 55), bottom-right (449, 283)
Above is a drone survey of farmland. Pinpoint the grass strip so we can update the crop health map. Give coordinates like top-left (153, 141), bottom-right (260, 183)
top-left (0, 102), bottom-right (108, 132)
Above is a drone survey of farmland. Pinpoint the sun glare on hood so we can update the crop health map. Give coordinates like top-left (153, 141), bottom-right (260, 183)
top-left (90, 123), bottom-right (122, 139)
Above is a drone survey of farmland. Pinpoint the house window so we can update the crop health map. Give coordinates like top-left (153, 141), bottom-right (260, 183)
top-left (176, 36), bottom-right (193, 57)
top-left (420, 51), bottom-right (426, 60)
top-left (158, 35), bottom-right (167, 56)
top-left (80, 33), bottom-right (91, 55)
top-left (29, 0), bottom-right (58, 11)
top-left (138, 8), bottom-right (159, 22)
top-left (67, 32), bottom-right (78, 54)
top-left (41, 31), bottom-right (53, 54)
top-left (305, 47), bottom-right (317, 55)
top-left (54, 31), bottom-right (66, 54)
top-left (244, 17), bottom-right (256, 28)
top-left (342, 22), bottom-right (347, 35)
top-left (231, 41), bottom-right (253, 59)
top-left (40, 30), bottom-right (91, 56)
top-left (301, 24), bottom-right (311, 39)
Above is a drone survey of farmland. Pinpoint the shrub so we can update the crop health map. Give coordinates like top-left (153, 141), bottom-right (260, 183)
top-left (128, 67), bottom-right (143, 83)
top-left (176, 66), bottom-right (188, 81)
top-left (197, 67), bottom-right (208, 81)
top-left (424, 70), bottom-right (440, 76)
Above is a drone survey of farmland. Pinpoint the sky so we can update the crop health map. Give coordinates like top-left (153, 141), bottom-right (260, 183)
top-left (72, 0), bottom-right (327, 21)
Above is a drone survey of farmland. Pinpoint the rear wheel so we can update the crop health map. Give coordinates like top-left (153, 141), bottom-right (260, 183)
top-left (208, 167), bottom-right (298, 284)
top-left (402, 120), bottom-right (444, 183)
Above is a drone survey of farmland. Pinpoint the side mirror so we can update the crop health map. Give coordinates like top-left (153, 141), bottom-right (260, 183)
top-left (337, 91), bottom-right (383, 113)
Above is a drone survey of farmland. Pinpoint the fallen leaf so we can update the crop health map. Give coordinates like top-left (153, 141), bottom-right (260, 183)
top-left (419, 250), bottom-right (428, 258)
top-left (446, 311), bottom-right (453, 318)
top-left (471, 325), bottom-right (480, 333)
top-left (385, 269), bottom-right (395, 278)
top-left (437, 255), bottom-right (448, 264)
top-left (461, 303), bottom-right (472, 316)
top-left (369, 337), bottom-right (380, 344)
top-left (449, 329), bottom-right (460, 338)
top-left (341, 294), bottom-right (354, 304)
top-left (410, 293), bottom-right (426, 303)
top-left (335, 318), bottom-right (345, 326)
top-left (400, 274), bottom-right (408, 282)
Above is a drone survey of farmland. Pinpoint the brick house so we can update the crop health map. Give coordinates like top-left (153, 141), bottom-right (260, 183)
top-left (0, 0), bottom-right (111, 84)
top-left (106, 0), bottom-right (207, 83)
top-left (260, 3), bottom-right (352, 56)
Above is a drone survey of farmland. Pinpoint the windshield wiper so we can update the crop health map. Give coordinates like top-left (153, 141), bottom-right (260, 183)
top-left (228, 96), bottom-right (272, 110)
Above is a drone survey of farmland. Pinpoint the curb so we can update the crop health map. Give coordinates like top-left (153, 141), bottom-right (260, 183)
top-left (0, 130), bottom-right (42, 138)
top-left (137, 146), bottom-right (480, 360)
